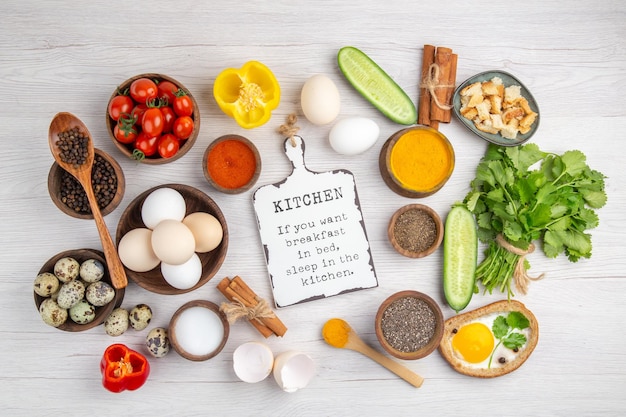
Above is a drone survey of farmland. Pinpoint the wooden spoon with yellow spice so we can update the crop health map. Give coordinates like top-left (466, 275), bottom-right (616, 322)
top-left (48, 112), bottom-right (127, 289)
top-left (322, 318), bottom-right (424, 388)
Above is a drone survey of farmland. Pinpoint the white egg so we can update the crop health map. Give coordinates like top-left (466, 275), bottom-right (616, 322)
top-left (182, 212), bottom-right (223, 253)
top-left (272, 351), bottom-right (315, 393)
top-left (329, 117), bottom-right (380, 155)
top-left (161, 253), bottom-right (202, 290)
top-left (117, 228), bottom-right (161, 272)
top-left (300, 74), bottom-right (341, 125)
top-left (151, 219), bottom-right (196, 265)
top-left (233, 342), bottom-right (274, 383)
top-left (141, 187), bottom-right (187, 229)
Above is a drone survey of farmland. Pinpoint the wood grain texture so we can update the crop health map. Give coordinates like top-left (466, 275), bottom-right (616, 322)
top-left (1, 0), bottom-right (625, 416)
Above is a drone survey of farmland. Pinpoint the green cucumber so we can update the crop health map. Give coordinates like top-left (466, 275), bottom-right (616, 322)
top-left (443, 204), bottom-right (478, 313)
top-left (337, 46), bottom-right (417, 125)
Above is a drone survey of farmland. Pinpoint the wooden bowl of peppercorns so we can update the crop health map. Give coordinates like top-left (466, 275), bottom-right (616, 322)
top-left (47, 148), bottom-right (125, 219)
top-left (387, 204), bottom-right (443, 258)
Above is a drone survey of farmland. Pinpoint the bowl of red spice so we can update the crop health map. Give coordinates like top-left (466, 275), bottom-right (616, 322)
top-left (47, 148), bottom-right (125, 219)
top-left (203, 134), bottom-right (261, 194)
top-left (375, 290), bottom-right (444, 360)
top-left (388, 204), bottom-right (443, 258)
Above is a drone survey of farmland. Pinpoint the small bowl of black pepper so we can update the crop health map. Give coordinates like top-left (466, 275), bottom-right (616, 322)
top-left (47, 148), bottom-right (125, 220)
top-left (375, 290), bottom-right (444, 360)
top-left (388, 204), bottom-right (443, 258)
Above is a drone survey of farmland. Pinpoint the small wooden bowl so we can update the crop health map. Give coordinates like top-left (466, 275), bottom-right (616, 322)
top-left (388, 204), bottom-right (444, 258)
top-left (48, 148), bottom-right (125, 220)
top-left (375, 290), bottom-right (444, 360)
top-left (115, 183), bottom-right (229, 295)
top-left (105, 73), bottom-right (200, 165)
top-left (169, 300), bottom-right (229, 361)
top-left (379, 126), bottom-right (455, 198)
top-left (34, 248), bottom-right (125, 332)
top-left (203, 135), bottom-right (262, 194)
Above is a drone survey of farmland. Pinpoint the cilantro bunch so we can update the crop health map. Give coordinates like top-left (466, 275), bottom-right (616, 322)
top-left (464, 143), bottom-right (607, 297)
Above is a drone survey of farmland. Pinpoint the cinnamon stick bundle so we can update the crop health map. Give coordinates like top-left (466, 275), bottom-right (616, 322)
top-left (217, 276), bottom-right (287, 338)
top-left (418, 45), bottom-right (458, 130)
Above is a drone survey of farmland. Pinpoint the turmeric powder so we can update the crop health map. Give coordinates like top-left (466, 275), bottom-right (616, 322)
top-left (322, 318), bottom-right (351, 348)
top-left (389, 129), bottom-right (454, 191)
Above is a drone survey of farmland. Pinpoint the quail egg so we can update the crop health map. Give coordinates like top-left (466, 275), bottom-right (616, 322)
top-left (34, 272), bottom-right (60, 297)
top-left (79, 259), bottom-right (105, 283)
top-left (39, 298), bottom-right (68, 327)
top-left (129, 304), bottom-right (153, 331)
top-left (56, 279), bottom-right (86, 309)
top-left (85, 281), bottom-right (115, 307)
top-left (54, 257), bottom-right (80, 283)
top-left (69, 299), bottom-right (96, 324)
top-left (104, 307), bottom-right (129, 336)
top-left (146, 327), bottom-right (171, 358)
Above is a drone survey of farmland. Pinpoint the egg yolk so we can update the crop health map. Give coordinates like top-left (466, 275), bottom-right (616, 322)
top-left (452, 322), bottom-right (495, 363)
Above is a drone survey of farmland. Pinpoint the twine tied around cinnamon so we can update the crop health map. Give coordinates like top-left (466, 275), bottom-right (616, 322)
top-left (420, 63), bottom-right (454, 111)
top-left (220, 296), bottom-right (276, 325)
top-left (495, 234), bottom-right (545, 294)
top-left (278, 113), bottom-right (300, 147)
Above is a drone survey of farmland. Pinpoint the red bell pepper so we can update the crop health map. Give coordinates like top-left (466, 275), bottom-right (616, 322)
top-left (100, 343), bottom-right (150, 393)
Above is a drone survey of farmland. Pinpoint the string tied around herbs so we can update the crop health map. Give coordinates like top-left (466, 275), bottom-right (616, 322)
top-left (220, 296), bottom-right (277, 325)
top-left (495, 234), bottom-right (545, 295)
top-left (278, 113), bottom-right (300, 147)
top-left (420, 63), bottom-right (454, 110)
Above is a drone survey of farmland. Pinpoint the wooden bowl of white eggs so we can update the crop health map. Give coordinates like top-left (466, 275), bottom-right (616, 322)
top-left (115, 183), bottom-right (228, 295)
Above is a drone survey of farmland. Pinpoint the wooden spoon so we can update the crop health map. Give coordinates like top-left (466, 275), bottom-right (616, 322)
top-left (322, 318), bottom-right (424, 388)
top-left (48, 112), bottom-right (127, 289)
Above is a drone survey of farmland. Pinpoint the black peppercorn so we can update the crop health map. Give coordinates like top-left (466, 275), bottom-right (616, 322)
top-left (498, 357), bottom-right (506, 364)
top-left (59, 153), bottom-right (118, 214)
top-left (56, 126), bottom-right (89, 168)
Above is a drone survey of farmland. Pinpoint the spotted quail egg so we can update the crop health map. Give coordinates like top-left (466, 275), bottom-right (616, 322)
top-left (146, 327), bottom-right (170, 358)
top-left (54, 257), bottom-right (80, 283)
top-left (56, 279), bottom-right (86, 309)
top-left (69, 299), bottom-right (96, 324)
top-left (85, 281), bottom-right (115, 307)
top-left (79, 259), bottom-right (105, 283)
top-left (129, 304), bottom-right (153, 331)
top-left (104, 307), bottom-right (129, 336)
top-left (34, 272), bottom-right (60, 297)
top-left (39, 298), bottom-right (68, 327)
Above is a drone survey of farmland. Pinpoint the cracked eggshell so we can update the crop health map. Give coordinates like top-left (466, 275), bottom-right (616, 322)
top-left (233, 342), bottom-right (274, 383)
top-left (272, 351), bottom-right (316, 393)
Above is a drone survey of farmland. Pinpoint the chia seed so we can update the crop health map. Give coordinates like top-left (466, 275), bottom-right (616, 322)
top-left (381, 296), bottom-right (437, 352)
top-left (393, 208), bottom-right (437, 253)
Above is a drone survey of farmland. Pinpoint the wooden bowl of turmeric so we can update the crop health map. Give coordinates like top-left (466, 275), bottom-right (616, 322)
top-left (379, 126), bottom-right (455, 198)
top-left (203, 135), bottom-right (262, 194)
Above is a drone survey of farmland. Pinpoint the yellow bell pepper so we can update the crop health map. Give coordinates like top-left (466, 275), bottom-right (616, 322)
top-left (213, 61), bottom-right (281, 129)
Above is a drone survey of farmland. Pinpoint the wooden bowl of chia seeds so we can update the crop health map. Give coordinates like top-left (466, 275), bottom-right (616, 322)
top-left (47, 148), bottom-right (125, 220)
top-left (375, 290), bottom-right (444, 360)
top-left (387, 204), bottom-right (443, 258)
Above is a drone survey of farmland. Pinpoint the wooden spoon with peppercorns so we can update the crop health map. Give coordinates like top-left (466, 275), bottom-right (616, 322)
top-left (48, 112), bottom-right (127, 289)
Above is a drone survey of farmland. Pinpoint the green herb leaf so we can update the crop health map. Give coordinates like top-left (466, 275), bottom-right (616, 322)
top-left (506, 311), bottom-right (530, 329)
top-left (492, 315), bottom-right (509, 339)
top-left (502, 332), bottom-right (527, 350)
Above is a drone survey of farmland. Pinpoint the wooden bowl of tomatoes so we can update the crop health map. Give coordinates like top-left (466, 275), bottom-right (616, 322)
top-left (106, 73), bottom-right (200, 164)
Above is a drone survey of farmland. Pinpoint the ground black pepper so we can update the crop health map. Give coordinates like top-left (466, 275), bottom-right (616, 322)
top-left (60, 153), bottom-right (118, 213)
top-left (56, 126), bottom-right (89, 167)
top-left (393, 208), bottom-right (437, 253)
top-left (381, 296), bottom-right (437, 352)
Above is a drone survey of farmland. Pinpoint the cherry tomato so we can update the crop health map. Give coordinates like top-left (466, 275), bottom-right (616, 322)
top-left (173, 116), bottom-right (194, 140)
top-left (108, 95), bottom-right (134, 121)
top-left (160, 106), bottom-right (176, 133)
top-left (157, 133), bottom-right (180, 158)
top-left (142, 107), bottom-right (164, 137)
top-left (129, 78), bottom-right (158, 104)
top-left (131, 104), bottom-right (148, 126)
top-left (133, 132), bottom-right (159, 157)
top-left (113, 124), bottom-right (137, 144)
top-left (173, 92), bottom-right (194, 117)
top-left (157, 81), bottom-right (178, 105)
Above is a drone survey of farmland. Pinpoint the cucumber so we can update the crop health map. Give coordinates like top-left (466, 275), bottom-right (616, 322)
top-left (337, 46), bottom-right (417, 125)
top-left (443, 205), bottom-right (478, 313)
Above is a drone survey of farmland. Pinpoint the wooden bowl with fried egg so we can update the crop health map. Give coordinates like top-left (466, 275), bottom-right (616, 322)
top-left (438, 300), bottom-right (539, 378)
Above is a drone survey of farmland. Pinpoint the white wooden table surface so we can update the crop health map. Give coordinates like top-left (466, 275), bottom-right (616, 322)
top-left (1, 1), bottom-right (625, 416)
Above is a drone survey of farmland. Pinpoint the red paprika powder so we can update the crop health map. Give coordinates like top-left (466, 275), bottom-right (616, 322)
top-left (206, 138), bottom-right (257, 189)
